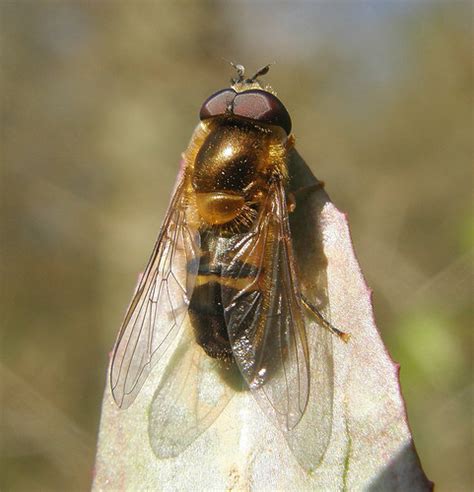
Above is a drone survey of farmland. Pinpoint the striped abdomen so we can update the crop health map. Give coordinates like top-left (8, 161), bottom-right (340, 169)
top-left (188, 232), bottom-right (258, 362)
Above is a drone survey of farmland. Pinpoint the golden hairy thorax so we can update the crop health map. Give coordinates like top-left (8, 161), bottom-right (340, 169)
top-left (182, 116), bottom-right (291, 230)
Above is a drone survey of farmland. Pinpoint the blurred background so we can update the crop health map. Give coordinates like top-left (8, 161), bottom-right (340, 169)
top-left (1, 1), bottom-right (472, 490)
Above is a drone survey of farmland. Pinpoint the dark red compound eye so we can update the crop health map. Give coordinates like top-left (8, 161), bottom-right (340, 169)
top-left (233, 90), bottom-right (292, 135)
top-left (199, 88), bottom-right (292, 135)
top-left (199, 89), bottom-right (236, 121)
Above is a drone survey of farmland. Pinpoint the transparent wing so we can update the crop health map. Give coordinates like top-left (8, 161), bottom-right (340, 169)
top-left (284, 175), bottom-right (335, 471)
top-left (283, 323), bottom-right (333, 471)
top-left (148, 325), bottom-right (239, 458)
top-left (221, 180), bottom-right (310, 431)
top-left (110, 177), bottom-right (201, 408)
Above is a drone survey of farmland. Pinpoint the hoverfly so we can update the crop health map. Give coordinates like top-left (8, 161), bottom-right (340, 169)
top-left (109, 64), bottom-right (349, 466)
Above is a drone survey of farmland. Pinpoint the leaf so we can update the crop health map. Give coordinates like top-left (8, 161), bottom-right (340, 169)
top-left (93, 150), bottom-right (432, 491)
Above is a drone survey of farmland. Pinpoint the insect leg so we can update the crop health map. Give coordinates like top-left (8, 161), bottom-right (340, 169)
top-left (301, 294), bottom-right (350, 342)
top-left (287, 192), bottom-right (296, 213)
top-left (291, 181), bottom-right (325, 197)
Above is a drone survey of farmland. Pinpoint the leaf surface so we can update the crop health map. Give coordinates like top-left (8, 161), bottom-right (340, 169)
top-left (93, 150), bottom-right (432, 491)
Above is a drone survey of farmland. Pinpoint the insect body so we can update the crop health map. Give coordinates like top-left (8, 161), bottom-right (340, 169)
top-left (110, 65), bottom-right (348, 459)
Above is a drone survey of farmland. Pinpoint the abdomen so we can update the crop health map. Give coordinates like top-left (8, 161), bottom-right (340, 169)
top-left (188, 231), bottom-right (256, 363)
top-left (188, 233), bottom-right (233, 362)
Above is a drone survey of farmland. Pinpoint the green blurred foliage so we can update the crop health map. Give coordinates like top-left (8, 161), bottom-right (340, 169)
top-left (0, 1), bottom-right (472, 491)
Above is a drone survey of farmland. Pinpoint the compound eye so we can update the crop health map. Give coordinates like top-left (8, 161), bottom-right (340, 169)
top-left (233, 90), bottom-right (292, 134)
top-left (200, 89), bottom-right (236, 121)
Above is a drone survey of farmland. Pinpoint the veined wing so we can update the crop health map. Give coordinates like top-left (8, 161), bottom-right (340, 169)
top-left (148, 326), bottom-right (239, 458)
top-left (110, 177), bottom-right (201, 408)
top-left (221, 180), bottom-right (310, 431)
